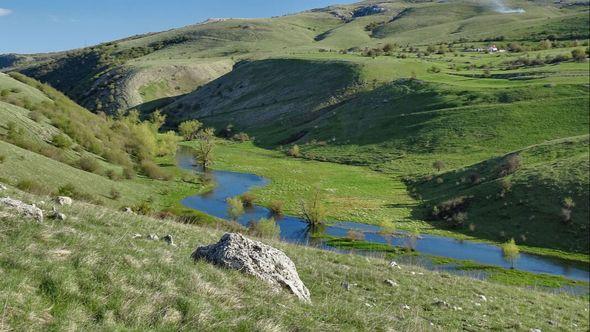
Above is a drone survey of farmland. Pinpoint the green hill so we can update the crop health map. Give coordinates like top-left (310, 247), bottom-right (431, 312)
top-left (408, 135), bottom-right (590, 253)
top-left (0, 186), bottom-right (587, 331)
top-left (0, 73), bottom-right (202, 211)
top-left (2, 0), bottom-right (588, 114)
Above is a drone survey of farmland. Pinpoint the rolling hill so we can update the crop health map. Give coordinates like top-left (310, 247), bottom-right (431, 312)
top-left (2, 0), bottom-right (588, 114)
top-left (1, 0), bottom-right (589, 255)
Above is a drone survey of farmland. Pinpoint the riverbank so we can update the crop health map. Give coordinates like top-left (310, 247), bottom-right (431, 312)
top-left (179, 141), bottom-right (590, 265)
top-left (175, 145), bottom-right (589, 290)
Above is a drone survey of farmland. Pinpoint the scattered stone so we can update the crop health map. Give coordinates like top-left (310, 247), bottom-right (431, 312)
top-left (384, 279), bottom-right (398, 287)
top-left (132, 233), bottom-right (142, 239)
top-left (147, 234), bottom-right (159, 241)
top-left (402, 304), bottom-right (411, 310)
top-left (123, 207), bottom-right (133, 213)
top-left (474, 302), bottom-right (481, 306)
top-left (477, 294), bottom-right (487, 302)
top-left (55, 196), bottom-right (73, 206)
top-left (50, 207), bottom-right (66, 220)
top-left (192, 233), bottom-right (311, 302)
top-left (0, 184), bottom-right (6, 191)
top-left (0, 197), bottom-right (43, 221)
top-left (530, 329), bottom-right (541, 332)
top-left (452, 306), bottom-right (463, 311)
top-left (389, 261), bottom-right (401, 269)
top-left (342, 281), bottom-right (351, 291)
top-left (162, 234), bottom-right (175, 246)
top-left (433, 299), bottom-right (450, 308)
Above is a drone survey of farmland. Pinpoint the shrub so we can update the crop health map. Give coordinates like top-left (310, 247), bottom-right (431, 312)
top-left (51, 133), bottom-right (72, 149)
top-left (427, 66), bottom-right (441, 73)
top-left (563, 197), bottom-right (575, 209)
top-left (178, 120), bottom-right (203, 141)
top-left (140, 160), bottom-right (172, 181)
top-left (561, 197), bottom-right (575, 224)
top-left (268, 200), bottom-right (284, 216)
top-left (507, 42), bottom-right (524, 52)
top-left (28, 111), bottom-right (43, 122)
top-left (57, 183), bottom-right (95, 202)
top-left (300, 188), bottom-right (327, 226)
top-left (110, 187), bottom-right (121, 200)
top-left (232, 132), bottom-right (251, 142)
top-left (248, 218), bottom-right (280, 239)
top-left (77, 156), bottom-right (102, 174)
top-left (122, 167), bottom-right (136, 180)
top-left (240, 192), bottom-right (256, 207)
top-left (500, 178), bottom-right (512, 197)
top-left (469, 173), bottom-right (481, 184)
top-left (287, 145), bottom-right (300, 158)
top-left (17, 179), bottom-right (50, 195)
top-left (105, 169), bottom-right (122, 181)
top-left (432, 160), bottom-right (446, 172)
top-left (103, 149), bottom-right (132, 167)
top-left (133, 201), bottom-right (153, 215)
top-left (57, 183), bottom-right (78, 197)
top-left (450, 211), bottom-right (468, 227)
top-left (346, 230), bottom-right (365, 241)
top-left (501, 238), bottom-right (520, 268)
top-left (0, 154), bottom-right (5, 164)
top-left (227, 196), bottom-right (244, 221)
top-left (431, 196), bottom-right (471, 222)
top-left (157, 131), bottom-right (180, 157)
top-left (218, 124), bottom-right (234, 138)
top-left (571, 48), bottom-right (587, 62)
top-left (499, 153), bottom-right (522, 176)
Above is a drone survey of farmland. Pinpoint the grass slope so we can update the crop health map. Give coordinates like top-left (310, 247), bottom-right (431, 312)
top-left (3, 0), bottom-right (587, 113)
top-left (0, 140), bottom-right (199, 211)
top-left (0, 187), bottom-right (587, 331)
top-left (409, 135), bottom-right (590, 254)
top-left (0, 73), bottom-right (203, 211)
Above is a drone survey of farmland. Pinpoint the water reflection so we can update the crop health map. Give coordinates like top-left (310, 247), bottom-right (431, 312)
top-left (176, 147), bottom-right (589, 282)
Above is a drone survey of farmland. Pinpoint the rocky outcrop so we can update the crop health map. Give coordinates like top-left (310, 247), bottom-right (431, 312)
top-left (0, 197), bottom-right (43, 221)
top-left (56, 196), bottom-right (73, 206)
top-left (192, 233), bottom-right (311, 302)
top-left (352, 5), bottom-right (386, 18)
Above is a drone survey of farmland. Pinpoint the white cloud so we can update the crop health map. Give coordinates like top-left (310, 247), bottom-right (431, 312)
top-left (0, 8), bottom-right (13, 17)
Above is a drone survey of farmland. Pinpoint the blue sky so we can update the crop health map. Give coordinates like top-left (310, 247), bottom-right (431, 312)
top-left (0, 0), bottom-right (353, 54)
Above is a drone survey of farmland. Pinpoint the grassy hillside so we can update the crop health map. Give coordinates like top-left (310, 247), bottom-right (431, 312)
top-left (162, 59), bottom-right (361, 131)
top-left (3, 0), bottom-right (587, 113)
top-left (0, 186), bottom-right (587, 331)
top-left (408, 135), bottom-right (590, 254)
top-left (0, 73), bottom-right (203, 211)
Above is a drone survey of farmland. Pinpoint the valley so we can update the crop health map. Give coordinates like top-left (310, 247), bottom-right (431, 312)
top-left (0, 0), bottom-right (589, 330)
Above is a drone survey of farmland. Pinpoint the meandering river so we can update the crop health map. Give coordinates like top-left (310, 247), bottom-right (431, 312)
top-left (176, 148), bottom-right (589, 282)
